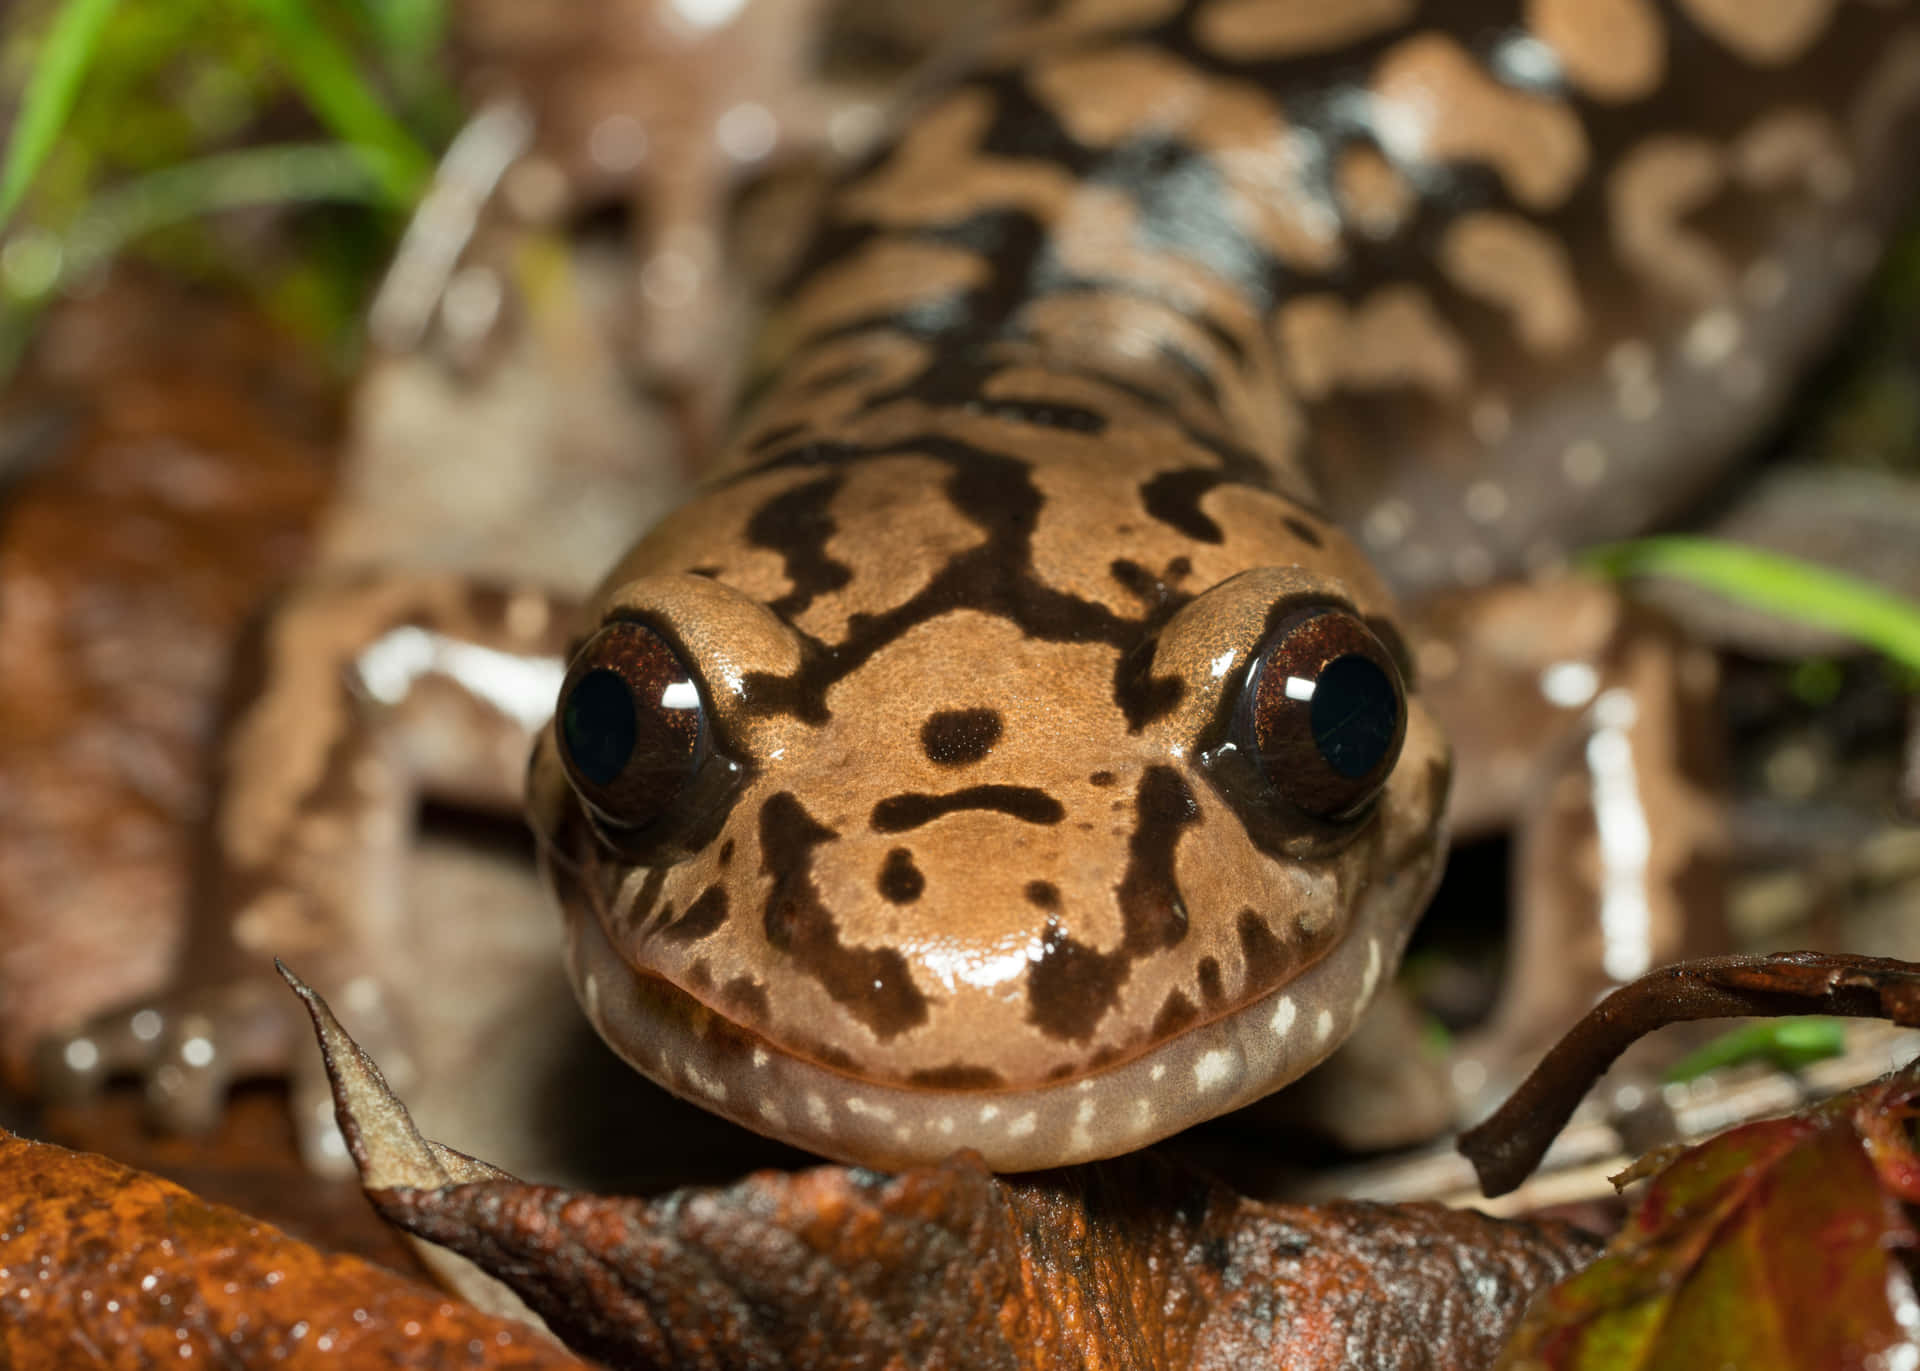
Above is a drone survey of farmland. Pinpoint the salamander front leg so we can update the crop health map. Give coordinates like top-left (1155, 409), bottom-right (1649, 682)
top-left (1411, 578), bottom-right (1728, 1112)
top-left (38, 571), bottom-right (577, 1168)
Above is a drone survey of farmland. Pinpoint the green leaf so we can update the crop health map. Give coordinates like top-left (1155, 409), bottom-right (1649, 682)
top-left (244, 0), bottom-right (432, 207)
top-left (1662, 1018), bottom-right (1847, 1084)
top-left (0, 0), bottom-right (122, 232)
top-left (1496, 1059), bottom-right (1920, 1370)
top-left (1585, 536), bottom-right (1920, 677)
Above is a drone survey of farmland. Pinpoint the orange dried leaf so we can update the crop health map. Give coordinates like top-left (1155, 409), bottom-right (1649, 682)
top-left (0, 1126), bottom-right (592, 1369)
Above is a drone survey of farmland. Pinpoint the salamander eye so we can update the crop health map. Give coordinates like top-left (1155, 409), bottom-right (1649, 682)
top-left (556, 621), bottom-right (705, 830)
top-left (1236, 607), bottom-right (1406, 820)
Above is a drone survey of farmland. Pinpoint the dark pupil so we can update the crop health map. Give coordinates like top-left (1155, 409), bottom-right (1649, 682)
top-left (1309, 654), bottom-right (1399, 779)
top-left (562, 668), bottom-right (636, 787)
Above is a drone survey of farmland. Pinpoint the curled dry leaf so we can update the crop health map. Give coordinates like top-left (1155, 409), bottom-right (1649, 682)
top-left (302, 975), bottom-right (1599, 1370)
top-left (1493, 1055), bottom-right (1920, 1370)
top-left (0, 1127), bottom-right (593, 1370)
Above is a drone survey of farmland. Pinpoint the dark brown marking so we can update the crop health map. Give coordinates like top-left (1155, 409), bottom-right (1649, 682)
top-left (661, 883), bottom-right (729, 943)
top-left (878, 847), bottom-right (925, 904)
top-left (720, 976), bottom-right (770, 1023)
top-left (1024, 879), bottom-right (1060, 910)
top-left (906, 1063), bottom-right (1006, 1089)
top-left (920, 708), bottom-right (1003, 766)
top-left (1151, 990), bottom-right (1200, 1038)
top-left (747, 474), bottom-right (852, 620)
top-left (1197, 956), bottom-right (1226, 1010)
top-left (1026, 922), bottom-right (1129, 1044)
top-left (871, 785), bottom-right (1064, 832)
top-left (718, 839), bottom-right (735, 866)
top-left (1140, 468), bottom-right (1228, 543)
top-left (760, 792), bottom-right (929, 1039)
top-left (1117, 766), bottom-right (1199, 954)
top-left (1237, 908), bottom-right (1289, 989)
top-left (1284, 517), bottom-right (1324, 547)
top-left (1088, 770), bottom-right (1117, 788)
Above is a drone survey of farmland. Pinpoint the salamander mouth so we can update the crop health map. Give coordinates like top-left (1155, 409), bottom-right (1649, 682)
top-left (540, 816), bottom-right (1443, 1172)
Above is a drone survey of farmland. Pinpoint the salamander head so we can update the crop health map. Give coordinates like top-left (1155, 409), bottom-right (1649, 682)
top-left (528, 454), bottom-right (1450, 1170)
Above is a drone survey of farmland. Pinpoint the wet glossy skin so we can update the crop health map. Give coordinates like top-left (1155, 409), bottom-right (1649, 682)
top-left (526, 0), bottom-right (1920, 1168)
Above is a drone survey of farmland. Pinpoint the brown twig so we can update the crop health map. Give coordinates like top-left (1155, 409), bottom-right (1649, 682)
top-left (1457, 951), bottom-right (1920, 1197)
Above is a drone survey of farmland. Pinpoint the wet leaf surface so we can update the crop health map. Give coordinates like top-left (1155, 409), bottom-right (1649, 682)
top-left (1494, 1056), bottom-right (1920, 1370)
top-left (0, 1125), bottom-right (594, 1369)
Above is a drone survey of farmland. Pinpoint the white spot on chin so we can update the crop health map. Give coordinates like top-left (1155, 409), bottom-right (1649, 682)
top-left (751, 1047), bottom-right (769, 1070)
top-left (1540, 661), bottom-right (1600, 709)
top-left (1150, 1062), bottom-right (1168, 1083)
top-left (1008, 1112), bottom-right (1038, 1138)
top-left (758, 1099), bottom-right (787, 1128)
top-left (1271, 995), bottom-right (1297, 1037)
top-left (844, 1097), bottom-right (896, 1123)
top-left (1361, 937), bottom-right (1383, 1001)
top-left (683, 1065), bottom-right (726, 1102)
top-left (978, 1104), bottom-right (1000, 1123)
top-left (937, 1115), bottom-right (956, 1136)
top-left (1194, 1049), bottom-right (1236, 1092)
top-left (1313, 1008), bottom-right (1335, 1044)
top-left (806, 1093), bottom-right (832, 1128)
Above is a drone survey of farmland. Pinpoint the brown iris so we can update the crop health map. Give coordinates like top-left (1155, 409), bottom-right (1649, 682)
top-left (1238, 607), bottom-right (1406, 820)
top-left (556, 620), bottom-right (704, 829)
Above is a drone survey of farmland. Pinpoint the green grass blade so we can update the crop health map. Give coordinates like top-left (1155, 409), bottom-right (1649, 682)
top-left (1585, 536), bottom-right (1920, 676)
top-left (58, 142), bottom-right (392, 277)
top-left (245, 0), bottom-right (432, 206)
top-left (0, 0), bottom-right (122, 232)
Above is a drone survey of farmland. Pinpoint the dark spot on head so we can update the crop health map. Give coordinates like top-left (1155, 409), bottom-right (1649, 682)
top-left (1117, 767), bottom-right (1199, 953)
top-left (747, 475), bottom-right (852, 620)
top-left (920, 708), bottom-right (1003, 766)
top-left (720, 976), bottom-right (770, 1022)
top-left (1089, 770), bottom-right (1116, 788)
top-left (878, 848), bottom-right (925, 904)
top-left (1151, 990), bottom-right (1199, 1038)
top-left (1236, 909), bottom-right (1289, 989)
top-left (1196, 956), bottom-right (1225, 1009)
top-left (1141, 468), bottom-right (1227, 543)
top-left (661, 883), bottom-right (729, 943)
top-left (687, 565), bottom-right (724, 579)
top-left (687, 959), bottom-right (712, 990)
top-left (1024, 880), bottom-right (1060, 909)
top-left (1284, 517), bottom-right (1323, 547)
top-left (718, 839), bottom-right (735, 866)
top-left (1026, 922), bottom-right (1129, 1042)
top-left (871, 785), bottom-right (1064, 832)
top-left (760, 792), bottom-right (929, 1038)
top-left (906, 1063), bottom-right (1006, 1089)
top-left (1167, 556), bottom-right (1192, 580)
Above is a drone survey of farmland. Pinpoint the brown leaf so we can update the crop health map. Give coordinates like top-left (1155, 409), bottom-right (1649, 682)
top-left (361, 1151), bottom-right (1592, 1369)
top-left (0, 1126), bottom-right (594, 1369)
top-left (1494, 1058), bottom-right (1920, 1369)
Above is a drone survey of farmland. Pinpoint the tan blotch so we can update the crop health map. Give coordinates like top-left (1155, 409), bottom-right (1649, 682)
top-left (1679, 0), bottom-right (1838, 67)
top-left (1733, 108), bottom-right (1852, 200)
top-left (1608, 134), bottom-right (1732, 304)
top-left (1525, 0), bottom-right (1666, 101)
top-left (1029, 47), bottom-right (1341, 272)
top-left (1439, 211), bottom-right (1587, 355)
top-left (1195, 0), bottom-right (1413, 59)
top-left (1335, 145), bottom-right (1416, 238)
top-left (774, 238), bottom-right (990, 346)
top-left (1277, 287), bottom-right (1471, 402)
top-left (1372, 34), bottom-right (1589, 212)
top-left (839, 89), bottom-right (1075, 229)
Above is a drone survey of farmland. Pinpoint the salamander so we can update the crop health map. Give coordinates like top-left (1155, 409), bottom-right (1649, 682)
top-left (43, 0), bottom-right (1920, 1172)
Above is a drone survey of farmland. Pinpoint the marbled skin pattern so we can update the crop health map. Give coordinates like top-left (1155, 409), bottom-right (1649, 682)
top-left (528, 0), bottom-right (1920, 1170)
